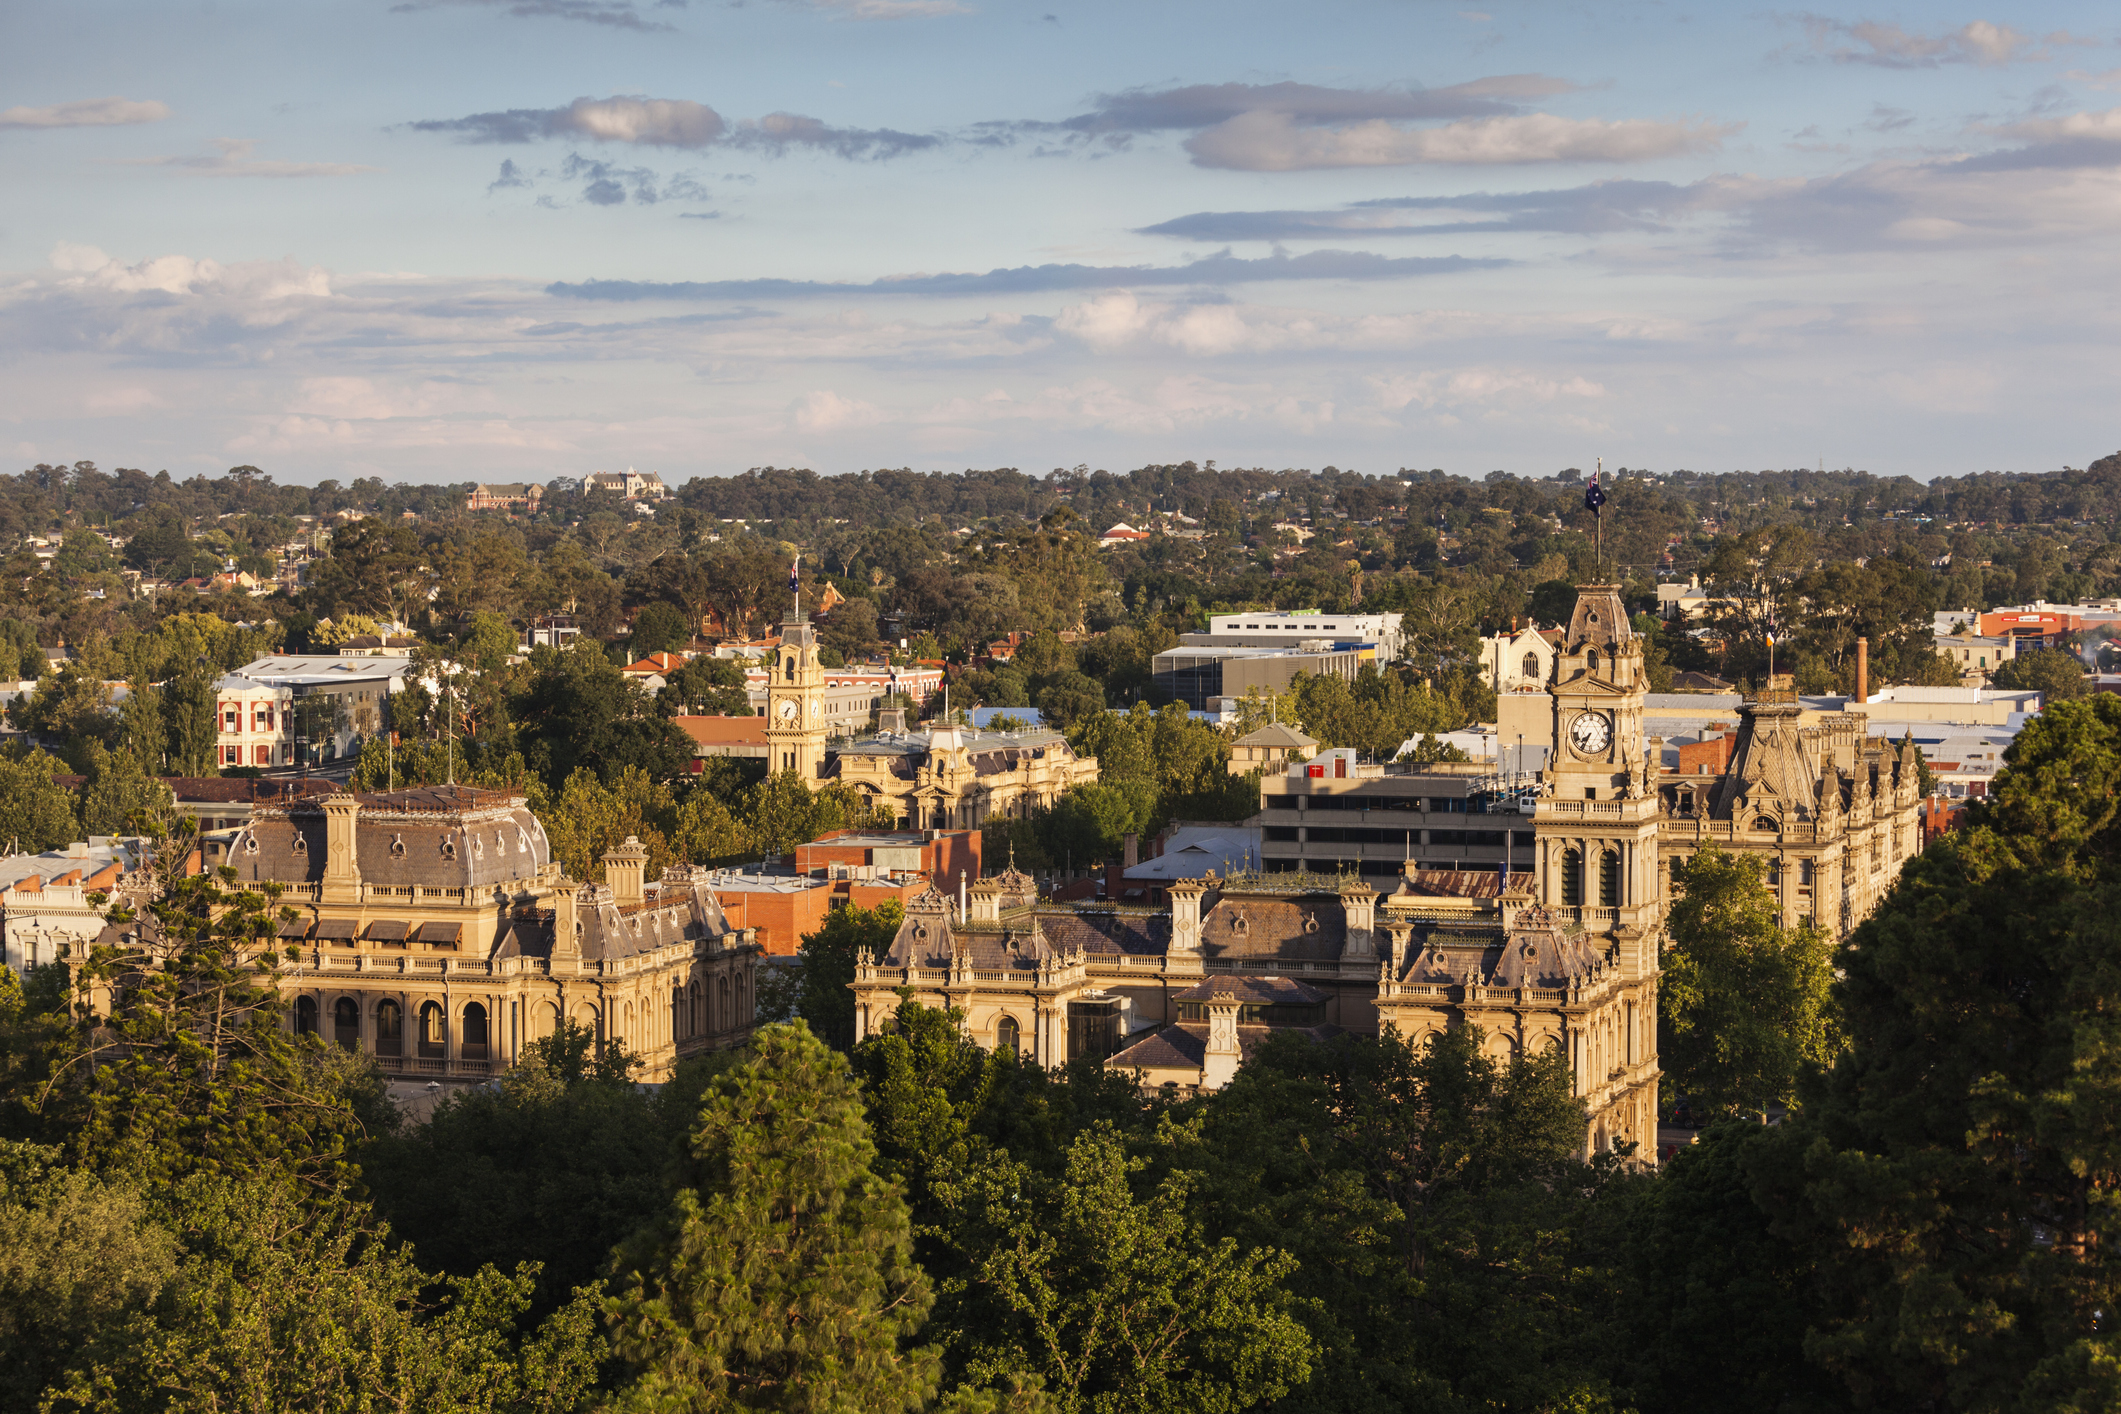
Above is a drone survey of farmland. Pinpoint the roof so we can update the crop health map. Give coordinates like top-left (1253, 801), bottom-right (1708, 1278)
top-left (674, 715), bottom-right (768, 747)
top-left (1123, 827), bottom-right (1261, 880)
top-left (1173, 974), bottom-right (1327, 1005)
top-left (1231, 722), bottom-right (1318, 750)
top-left (625, 652), bottom-right (688, 674)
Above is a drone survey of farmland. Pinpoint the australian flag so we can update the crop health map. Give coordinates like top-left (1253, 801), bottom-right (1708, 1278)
top-left (789, 556), bottom-right (800, 591)
top-left (1584, 473), bottom-right (1607, 516)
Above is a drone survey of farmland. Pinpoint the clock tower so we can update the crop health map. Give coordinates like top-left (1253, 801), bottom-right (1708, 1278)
top-left (765, 609), bottom-right (827, 781)
top-left (1532, 582), bottom-right (1663, 1149)
top-left (1533, 584), bottom-right (1663, 957)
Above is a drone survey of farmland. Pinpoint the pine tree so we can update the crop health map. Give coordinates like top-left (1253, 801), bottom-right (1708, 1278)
top-left (1762, 695), bottom-right (2121, 1408)
top-left (601, 1021), bottom-right (939, 1413)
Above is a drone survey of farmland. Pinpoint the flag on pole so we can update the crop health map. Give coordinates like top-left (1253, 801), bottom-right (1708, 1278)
top-left (788, 556), bottom-right (800, 591)
top-left (1584, 473), bottom-right (1607, 515)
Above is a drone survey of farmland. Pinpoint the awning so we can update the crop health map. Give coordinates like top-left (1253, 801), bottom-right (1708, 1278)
top-left (365, 920), bottom-right (409, 942)
top-left (313, 918), bottom-right (359, 941)
top-left (277, 918), bottom-right (314, 939)
top-left (416, 921), bottom-right (462, 945)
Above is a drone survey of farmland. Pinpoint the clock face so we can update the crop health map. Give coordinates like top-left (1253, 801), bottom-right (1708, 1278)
top-left (1569, 711), bottom-right (1612, 755)
top-left (777, 699), bottom-right (799, 721)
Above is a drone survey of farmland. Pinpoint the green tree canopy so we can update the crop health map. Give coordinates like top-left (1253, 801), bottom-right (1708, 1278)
top-left (1659, 846), bottom-right (1842, 1119)
top-left (601, 1021), bottom-right (940, 1413)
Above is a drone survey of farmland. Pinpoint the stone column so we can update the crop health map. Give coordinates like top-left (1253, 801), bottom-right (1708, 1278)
top-left (1201, 995), bottom-right (1242, 1090)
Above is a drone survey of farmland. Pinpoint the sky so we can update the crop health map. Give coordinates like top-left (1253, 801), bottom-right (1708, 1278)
top-left (3, 1), bottom-right (2119, 487)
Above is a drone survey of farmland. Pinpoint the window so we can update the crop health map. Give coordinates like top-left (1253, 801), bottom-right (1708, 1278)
top-left (1800, 860), bottom-right (1815, 887)
top-left (333, 998), bottom-right (359, 1049)
top-left (995, 1015), bottom-right (1020, 1053)
top-left (375, 1000), bottom-right (403, 1057)
top-left (1562, 848), bottom-right (1584, 906)
top-left (1599, 850), bottom-right (1619, 907)
top-left (1522, 652), bottom-right (1540, 680)
top-left (1754, 816), bottom-right (1778, 833)
top-left (418, 1001), bottom-right (446, 1059)
top-left (1587, 649), bottom-right (1600, 672)
top-left (462, 1002), bottom-right (489, 1060)
top-left (295, 996), bottom-right (318, 1036)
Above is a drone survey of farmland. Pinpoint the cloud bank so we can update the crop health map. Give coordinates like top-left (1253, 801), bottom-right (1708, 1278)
top-left (547, 248), bottom-right (1509, 300)
top-left (0, 97), bottom-right (170, 129)
top-left (413, 95), bottom-right (938, 158)
top-left (1799, 17), bottom-right (2094, 68)
top-left (390, 0), bottom-right (680, 32)
top-left (1185, 111), bottom-right (1737, 170)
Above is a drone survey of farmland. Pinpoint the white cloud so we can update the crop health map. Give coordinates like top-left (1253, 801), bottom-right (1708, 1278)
top-left (1801, 18), bottom-right (2095, 68)
top-left (1185, 111), bottom-right (1737, 170)
top-left (116, 138), bottom-right (380, 178)
top-left (1991, 107), bottom-right (2121, 145)
top-left (559, 97), bottom-right (725, 147)
top-left (2067, 68), bottom-right (2121, 92)
top-left (0, 96), bottom-right (169, 129)
top-left (792, 389), bottom-right (883, 431)
top-left (44, 244), bottom-right (333, 299)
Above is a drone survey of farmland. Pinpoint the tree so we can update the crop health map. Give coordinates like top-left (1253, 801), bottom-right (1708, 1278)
top-left (161, 666), bottom-right (218, 777)
top-left (1753, 695), bottom-right (2121, 1409)
top-left (600, 1022), bottom-right (941, 1413)
top-left (534, 766), bottom-right (679, 881)
top-left (941, 1122), bottom-right (1313, 1414)
top-left (514, 641), bottom-right (694, 789)
top-left (660, 655), bottom-right (751, 718)
top-left (77, 745), bottom-right (174, 838)
top-left (44, 1175), bottom-right (605, 1414)
top-left (41, 866), bottom-right (387, 1196)
top-left (363, 1024), bottom-right (676, 1314)
top-left (9, 663), bottom-right (120, 766)
top-left (1179, 1025), bottom-right (1622, 1413)
top-left (630, 601), bottom-right (693, 659)
top-left (1659, 847), bottom-right (1842, 1119)
top-left (1993, 644), bottom-right (2089, 701)
top-left (0, 751), bottom-right (80, 854)
top-left (797, 900), bottom-right (903, 1052)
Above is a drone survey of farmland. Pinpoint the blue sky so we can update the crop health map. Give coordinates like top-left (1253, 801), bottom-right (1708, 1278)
top-left (3, 1), bottom-right (2118, 485)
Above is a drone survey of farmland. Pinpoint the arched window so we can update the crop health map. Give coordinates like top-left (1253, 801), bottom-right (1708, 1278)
top-left (462, 1002), bottom-right (489, 1060)
top-left (1599, 850), bottom-right (1620, 907)
top-left (376, 1000), bottom-right (403, 1057)
top-left (784, 655), bottom-right (796, 682)
top-left (718, 975), bottom-right (732, 1031)
top-left (294, 996), bottom-right (318, 1037)
top-left (689, 980), bottom-right (702, 1036)
top-left (996, 1015), bottom-right (1020, 1053)
top-left (1587, 649), bottom-right (1600, 672)
top-left (1522, 652), bottom-right (1540, 681)
top-left (418, 1001), bottom-right (446, 1060)
top-left (333, 997), bottom-right (360, 1049)
top-left (1753, 816), bottom-right (1778, 833)
top-left (538, 1000), bottom-right (560, 1041)
top-left (1561, 848), bottom-right (1583, 906)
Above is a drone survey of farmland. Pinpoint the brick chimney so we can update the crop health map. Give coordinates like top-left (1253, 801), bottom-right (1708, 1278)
top-left (603, 836), bottom-right (648, 907)
top-left (320, 793), bottom-right (362, 905)
top-left (1856, 636), bottom-right (1869, 704)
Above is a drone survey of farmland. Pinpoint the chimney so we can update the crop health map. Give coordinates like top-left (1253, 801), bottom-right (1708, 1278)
top-left (320, 793), bottom-right (362, 905)
top-left (1167, 878), bottom-right (1206, 953)
top-left (1339, 881), bottom-right (1379, 959)
top-left (1124, 831), bottom-right (1140, 868)
top-left (1201, 985), bottom-right (1242, 1090)
top-left (603, 835), bottom-right (648, 907)
top-left (1856, 636), bottom-right (1869, 703)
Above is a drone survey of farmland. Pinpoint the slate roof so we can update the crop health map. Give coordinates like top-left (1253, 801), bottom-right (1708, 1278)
top-left (235, 786), bottom-right (552, 891)
top-left (1173, 974), bottom-right (1327, 1005)
top-left (1201, 893), bottom-right (1344, 962)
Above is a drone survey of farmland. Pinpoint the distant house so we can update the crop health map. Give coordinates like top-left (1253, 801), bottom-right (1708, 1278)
top-left (582, 468), bottom-right (670, 502)
top-left (466, 483), bottom-right (544, 513)
top-left (1228, 722), bottom-right (1318, 775)
top-left (1098, 523), bottom-right (1151, 547)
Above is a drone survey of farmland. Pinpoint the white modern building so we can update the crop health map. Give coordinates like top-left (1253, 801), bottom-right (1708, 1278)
top-left (1199, 610), bottom-right (1404, 660)
top-left (231, 654), bottom-right (422, 762)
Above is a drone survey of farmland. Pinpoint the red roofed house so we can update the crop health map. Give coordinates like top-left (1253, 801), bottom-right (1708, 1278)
top-left (674, 715), bottom-right (771, 770)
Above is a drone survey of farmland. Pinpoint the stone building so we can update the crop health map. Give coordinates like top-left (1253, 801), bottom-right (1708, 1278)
top-left (751, 605), bottom-right (1099, 826)
top-left (192, 785), bottom-right (759, 1083)
top-left (847, 585), bottom-right (1925, 1159)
